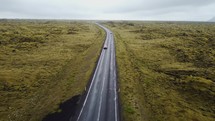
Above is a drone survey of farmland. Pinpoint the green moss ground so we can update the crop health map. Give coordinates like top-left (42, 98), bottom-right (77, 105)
top-left (105, 21), bottom-right (215, 121)
top-left (0, 20), bottom-right (105, 121)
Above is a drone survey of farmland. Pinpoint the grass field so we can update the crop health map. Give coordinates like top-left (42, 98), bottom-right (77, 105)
top-left (1, 20), bottom-right (214, 121)
top-left (0, 20), bottom-right (105, 121)
top-left (104, 21), bottom-right (215, 121)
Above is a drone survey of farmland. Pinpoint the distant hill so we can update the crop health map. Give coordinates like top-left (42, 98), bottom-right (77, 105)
top-left (209, 17), bottom-right (215, 22)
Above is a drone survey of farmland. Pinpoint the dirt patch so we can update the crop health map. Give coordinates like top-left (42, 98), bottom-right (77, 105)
top-left (42, 95), bottom-right (80, 121)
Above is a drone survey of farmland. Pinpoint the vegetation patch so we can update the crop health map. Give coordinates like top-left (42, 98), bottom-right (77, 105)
top-left (104, 21), bottom-right (215, 121)
top-left (0, 20), bottom-right (105, 121)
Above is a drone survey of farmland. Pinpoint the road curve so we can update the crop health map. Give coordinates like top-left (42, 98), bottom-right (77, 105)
top-left (71, 23), bottom-right (119, 121)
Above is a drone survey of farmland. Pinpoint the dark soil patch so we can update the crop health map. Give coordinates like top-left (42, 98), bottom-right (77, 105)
top-left (42, 95), bottom-right (80, 121)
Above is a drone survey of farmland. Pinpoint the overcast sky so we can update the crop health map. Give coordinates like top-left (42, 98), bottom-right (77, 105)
top-left (0, 0), bottom-right (215, 21)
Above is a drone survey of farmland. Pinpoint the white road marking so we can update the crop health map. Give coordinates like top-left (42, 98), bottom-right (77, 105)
top-left (112, 35), bottom-right (118, 121)
top-left (76, 24), bottom-right (119, 121)
top-left (109, 34), bottom-right (118, 121)
top-left (97, 75), bottom-right (106, 121)
top-left (76, 49), bottom-right (105, 121)
top-left (97, 32), bottom-right (111, 121)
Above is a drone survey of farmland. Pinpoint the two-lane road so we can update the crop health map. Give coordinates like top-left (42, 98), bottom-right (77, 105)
top-left (72, 24), bottom-right (119, 121)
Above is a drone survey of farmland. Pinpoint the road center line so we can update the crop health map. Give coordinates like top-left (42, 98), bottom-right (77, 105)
top-left (76, 50), bottom-right (105, 121)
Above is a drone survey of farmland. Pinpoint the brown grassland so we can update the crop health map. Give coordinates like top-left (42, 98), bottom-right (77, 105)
top-left (104, 21), bottom-right (215, 121)
top-left (0, 20), bottom-right (105, 121)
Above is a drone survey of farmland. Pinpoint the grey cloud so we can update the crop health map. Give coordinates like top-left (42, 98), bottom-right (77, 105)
top-left (104, 0), bottom-right (215, 13)
top-left (0, 0), bottom-right (215, 21)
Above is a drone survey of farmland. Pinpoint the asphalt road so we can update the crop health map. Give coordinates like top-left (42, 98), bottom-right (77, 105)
top-left (72, 24), bottom-right (119, 121)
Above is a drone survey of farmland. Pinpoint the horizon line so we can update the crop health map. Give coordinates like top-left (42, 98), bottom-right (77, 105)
top-left (0, 18), bottom-right (213, 22)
